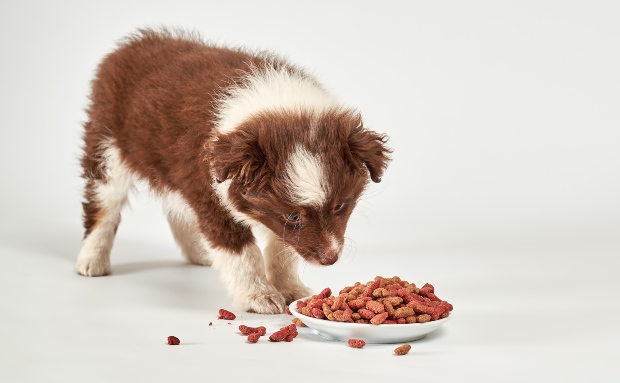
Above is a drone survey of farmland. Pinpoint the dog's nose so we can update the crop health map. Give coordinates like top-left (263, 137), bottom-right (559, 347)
top-left (319, 251), bottom-right (338, 265)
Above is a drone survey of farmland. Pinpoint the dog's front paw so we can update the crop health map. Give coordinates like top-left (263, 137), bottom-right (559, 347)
top-left (75, 256), bottom-right (110, 277)
top-left (235, 287), bottom-right (287, 314)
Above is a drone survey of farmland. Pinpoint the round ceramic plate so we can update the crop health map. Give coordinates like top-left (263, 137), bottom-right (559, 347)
top-left (289, 298), bottom-right (450, 344)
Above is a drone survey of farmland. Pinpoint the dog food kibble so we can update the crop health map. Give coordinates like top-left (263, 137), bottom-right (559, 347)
top-left (296, 276), bottom-right (453, 325)
top-left (239, 325), bottom-right (267, 336)
top-left (247, 333), bottom-right (262, 343)
top-left (218, 309), bottom-right (236, 320)
top-left (348, 339), bottom-right (366, 348)
top-left (292, 318), bottom-right (306, 327)
top-left (167, 336), bottom-right (180, 345)
top-left (269, 324), bottom-right (298, 342)
top-left (394, 344), bottom-right (411, 355)
top-left (370, 311), bottom-right (389, 325)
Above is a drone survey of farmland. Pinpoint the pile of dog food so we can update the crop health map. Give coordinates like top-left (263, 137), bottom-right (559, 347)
top-left (296, 276), bottom-right (453, 325)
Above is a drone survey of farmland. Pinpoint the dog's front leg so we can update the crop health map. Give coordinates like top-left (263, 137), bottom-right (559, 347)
top-left (208, 241), bottom-right (286, 314)
top-left (262, 232), bottom-right (312, 304)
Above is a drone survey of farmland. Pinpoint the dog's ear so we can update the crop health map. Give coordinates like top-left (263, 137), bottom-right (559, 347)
top-left (346, 123), bottom-right (392, 183)
top-left (209, 130), bottom-right (269, 192)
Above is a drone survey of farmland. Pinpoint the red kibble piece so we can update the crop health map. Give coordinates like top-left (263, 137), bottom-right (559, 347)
top-left (370, 312), bottom-right (389, 325)
top-left (208, 322), bottom-right (212, 326)
top-left (296, 300), bottom-right (306, 311)
top-left (365, 300), bottom-right (385, 314)
top-left (332, 310), bottom-right (352, 322)
top-left (283, 324), bottom-right (297, 335)
top-left (362, 278), bottom-right (381, 298)
top-left (284, 334), bottom-right (295, 342)
top-left (311, 307), bottom-right (326, 319)
top-left (406, 300), bottom-right (436, 315)
top-left (425, 292), bottom-right (441, 301)
top-left (405, 293), bottom-right (432, 304)
top-left (394, 344), bottom-right (412, 355)
top-left (330, 296), bottom-right (346, 311)
top-left (316, 287), bottom-right (332, 299)
top-left (431, 302), bottom-right (451, 320)
top-left (269, 331), bottom-right (286, 342)
top-left (268, 324), bottom-right (298, 342)
top-left (247, 333), bottom-right (261, 343)
top-left (218, 309), bottom-right (236, 320)
top-left (358, 308), bottom-right (375, 320)
top-left (339, 286), bottom-right (354, 294)
top-left (347, 299), bottom-right (366, 310)
top-left (239, 325), bottom-right (267, 336)
top-left (167, 336), bottom-right (180, 345)
top-left (419, 283), bottom-right (434, 296)
top-left (348, 339), bottom-right (366, 348)
top-left (286, 307), bottom-right (292, 315)
top-left (307, 299), bottom-right (324, 310)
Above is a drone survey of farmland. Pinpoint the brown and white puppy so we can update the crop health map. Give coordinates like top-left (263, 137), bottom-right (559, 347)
top-left (76, 29), bottom-right (391, 314)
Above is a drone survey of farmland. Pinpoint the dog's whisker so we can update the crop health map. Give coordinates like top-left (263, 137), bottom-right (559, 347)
top-left (340, 237), bottom-right (358, 266)
top-left (298, 258), bottom-right (310, 287)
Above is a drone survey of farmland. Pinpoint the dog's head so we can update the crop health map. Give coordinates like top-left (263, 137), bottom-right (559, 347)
top-left (210, 109), bottom-right (390, 265)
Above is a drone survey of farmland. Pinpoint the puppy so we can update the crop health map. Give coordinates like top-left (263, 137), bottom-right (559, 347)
top-left (76, 29), bottom-right (391, 314)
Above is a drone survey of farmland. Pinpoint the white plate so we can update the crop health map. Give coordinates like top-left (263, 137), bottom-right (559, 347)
top-left (289, 298), bottom-right (450, 344)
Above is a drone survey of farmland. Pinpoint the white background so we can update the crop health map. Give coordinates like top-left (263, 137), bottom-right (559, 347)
top-left (1, 1), bottom-right (619, 382)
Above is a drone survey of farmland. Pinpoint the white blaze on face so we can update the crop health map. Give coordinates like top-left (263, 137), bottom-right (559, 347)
top-left (284, 146), bottom-right (329, 207)
top-left (330, 235), bottom-right (342, 254)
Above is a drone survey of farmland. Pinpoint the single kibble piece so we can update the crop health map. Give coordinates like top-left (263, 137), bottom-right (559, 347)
top-left (269, 324), bottom-right (298, 342)
top-left (247, 333), bottom-right (261, 343)
top-left (284, 334), bottom-right (295, 342)
top-left (292, 318), bottom-right (306, 327)
top-left (365, 300), bottom-right (386, 314)
top-left (370, 312), bottom-right (389, 325)
top-left (238, 325), bottom-right (266, 336)
top-left (416, 314), bottom-right (431, 323)
top-left (218, 309), bottom-right (236, 320)
top-left (394, 344), bottom-right (411, 355)
top-left (167, 336), bottom-right (180, 345)
top-left (348, 339), bottom-right (366, 348)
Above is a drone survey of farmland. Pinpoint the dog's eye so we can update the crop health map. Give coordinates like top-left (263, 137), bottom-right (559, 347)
top-left (334, 202), bottom-right (345, 212)
top-left (286, 213), bottom-right (300, 222)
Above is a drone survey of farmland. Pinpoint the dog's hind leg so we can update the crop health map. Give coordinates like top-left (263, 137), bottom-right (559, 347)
top-left (76, 132), bottom-right (133, 276)
top-left (162, 191), bottom-right (211, 266)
